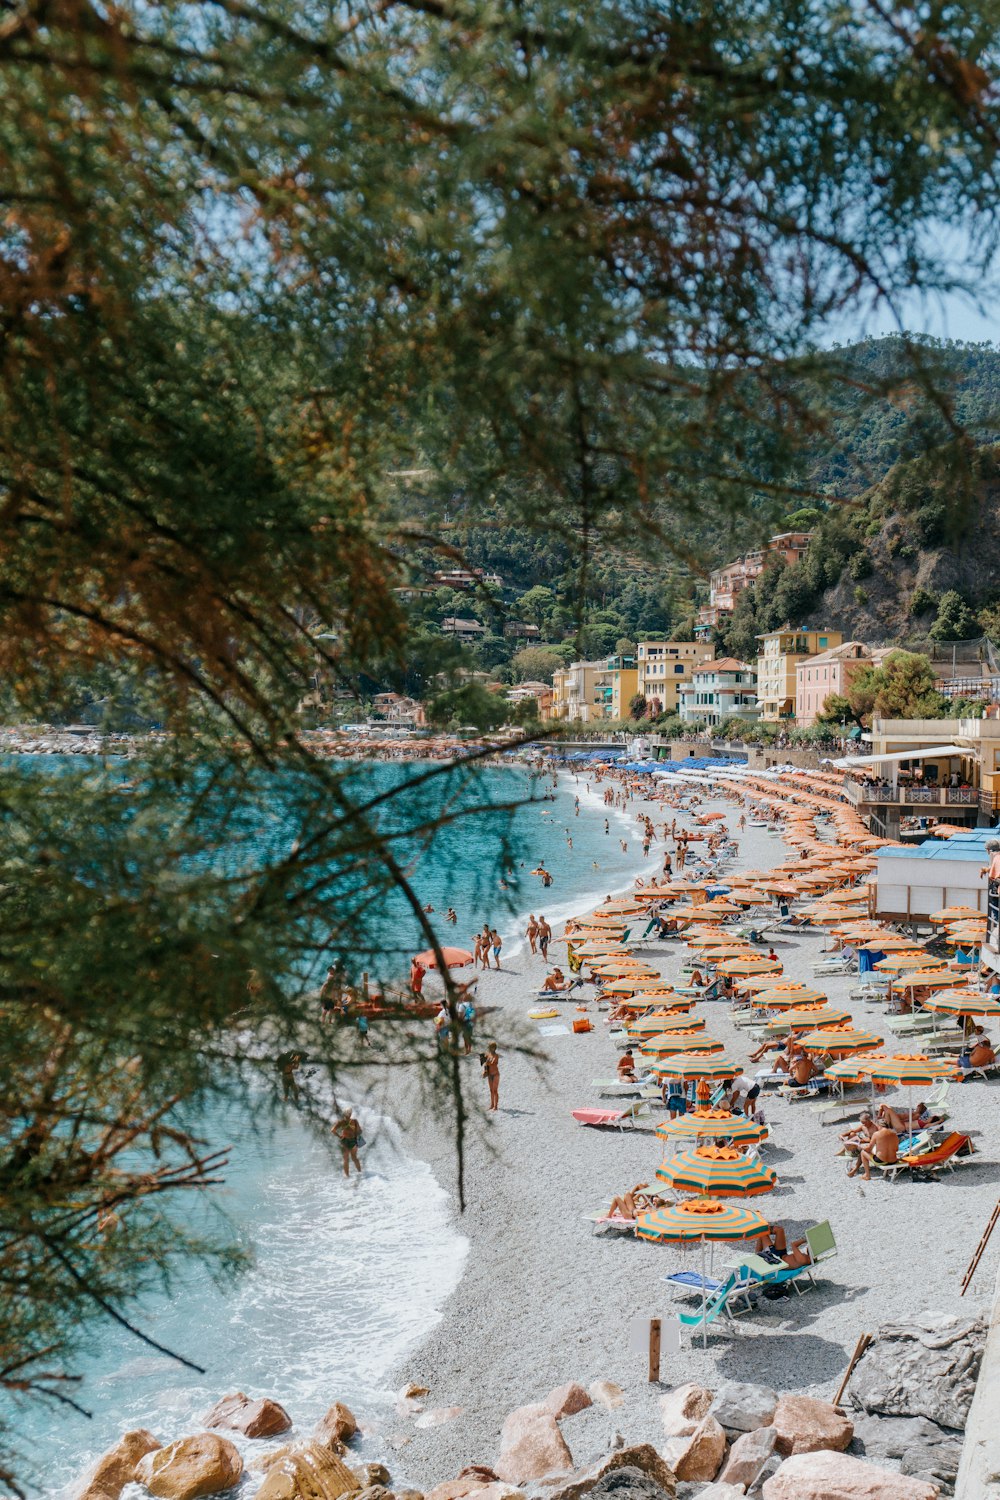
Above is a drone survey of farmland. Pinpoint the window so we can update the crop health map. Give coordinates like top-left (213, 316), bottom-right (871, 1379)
top-left (819, 636), bottom-right (828, 647)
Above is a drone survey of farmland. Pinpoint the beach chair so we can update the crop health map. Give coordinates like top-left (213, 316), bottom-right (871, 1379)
top-left (676, 1272), bottom-right (747, 1341)
top-left (961, 1060), bottom-right (1000, 1082)
top-left (664, 1263), bottom-right (758, 1313)
top-left (571, 1100), bottom-right (652, 1131)
top-left (811, 953), bottom-right (855, 976)
top-left (586, 1211), bottom-right (637, 1234)
top-left (874, 1132), bottom-right (973, 1180)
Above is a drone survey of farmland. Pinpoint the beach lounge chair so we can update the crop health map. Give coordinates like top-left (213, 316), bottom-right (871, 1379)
top-left (730, 1220), bottom-right (839, 1301)
top-left (872, 1131), bottom-right (973, 1181)
top-left (571, 1100), bottom-right (652, 1131)
top-left (664, 1263), bottom-right (758, 1313)
top-left (586, 1211), bottom-right (637, 1234)
top-left (675, 1272), bottom-right (748, 1341)
top-left (961, 1059), bottom-right (1000, 1082)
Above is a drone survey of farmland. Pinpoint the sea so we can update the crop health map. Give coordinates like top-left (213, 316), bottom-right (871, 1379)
top-left (11, 758), bottom-right (646, 1494)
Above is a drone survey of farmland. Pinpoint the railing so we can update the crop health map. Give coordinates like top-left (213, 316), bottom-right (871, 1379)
top-left (846, 779), bottom-right (978, 808)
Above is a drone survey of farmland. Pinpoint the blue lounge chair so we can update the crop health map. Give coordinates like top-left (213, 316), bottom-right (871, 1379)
top-left (675, 1271), bottom-right (747, 1342)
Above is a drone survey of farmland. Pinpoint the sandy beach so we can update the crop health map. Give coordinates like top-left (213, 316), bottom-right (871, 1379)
top-left (370, 774), bottom-right (1000, 1487)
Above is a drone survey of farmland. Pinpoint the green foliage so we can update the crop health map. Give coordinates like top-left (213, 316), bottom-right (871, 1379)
top-left (822, 650), bottom-right (950, 726)
top-left (930, 590), bottom-right (980, 641)
top-left (510, 647), bottom-right (564, 682)
top-left (628, 694), bottom-right (649, 721)
top-left (426, 683), bottom-right (508, 731)
top-left (911, 587), bottom-right (941, 617)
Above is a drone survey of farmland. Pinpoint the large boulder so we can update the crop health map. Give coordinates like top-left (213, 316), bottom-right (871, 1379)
top-left (255, 1443), bottom-right (362, 1500)
top-left (559, 1405), bottom-right (625, 1470)
top-left (771, 1396), bottom-right (853, 1457)
top-left (694, 1487), bottom-right (748, 1500)
top-left (847, 1313), bottom-right (983, 1430)
top-left (540, 1445), bottom-right (677, 1500)
top-left (709, 1385), bottom-right (777, 1437)
top-left (762, 1450), bottom-right (940, 1499)
top-left (661, 1417), bottom-right (727, 1484)
top-left (135, 1434), bottom-right (243, 1500)
top-left (579, 1472), bottom-right (670, 1500)
top-left (659, 1385), bottom-right (713, 1439)
top-left (203, 1393), bottom-right (292, 1439)
top-left (427, 1481), bottom-right (523, 1500)
top-left (718, 1425), bottom-right (778, 1489)
top-left (77, 1429), bottom-right (162, 1500)
top-left (313, 1404), bottom-right (359, 1450)
top-left (851, 1414), bottom-right (961, 1489)
top-left (545, 1385), bottom-right (592, 1421)
top-left (497, 1409), bottom-right (573, 1485)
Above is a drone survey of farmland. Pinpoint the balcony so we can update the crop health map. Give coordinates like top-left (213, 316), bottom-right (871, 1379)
top-left (844, 778), bottom-right (979, 809)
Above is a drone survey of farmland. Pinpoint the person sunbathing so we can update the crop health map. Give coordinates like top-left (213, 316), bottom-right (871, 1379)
top-left (962, 1036), bottom-right (996, 1075)
top-left (541, 967), bottom-right (583, 994)
top-left (840, 1113), bottom-right (875, 1157)
top-left (848, 1124), bottom-right (898, 1180)
top-left (754, 1224), bottom-right (812, 1269)
top-left (912, 1100), bottom-right (944, 1129)
top-left (876, 1103), bottom-right (908, 1133)
top-left (607, 1183), bottom-right (664, 1220)
top-left (786, 1054), bottom-right (817, 1087)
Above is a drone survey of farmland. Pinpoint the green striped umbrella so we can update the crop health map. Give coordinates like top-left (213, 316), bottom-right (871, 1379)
top-left (652, 1052), bottom-right (741, 1081)
top-left (655, 1111), bottom-right (769, 1145)
top-left (627, 1013), bottom-right (706, 1041)
top-left (635, 1199), bottom-right (770, 1346)
top-left (639, 1031), bottom-right (724, 1059)
top-left (797, 1026), bottom-right (883, 1056)
top-left (923, 990), bottom-right (1000, 1018)
top-left (655, 1144), bottom-right (777, 1198)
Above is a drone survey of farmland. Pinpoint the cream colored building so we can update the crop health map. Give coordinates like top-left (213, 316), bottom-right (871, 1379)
top-left (636, 641), bottom-right (715, 715)
top-left (756, 628), bottom-right (842, 721)
top-left (547, 661), bottom-right (603, 722)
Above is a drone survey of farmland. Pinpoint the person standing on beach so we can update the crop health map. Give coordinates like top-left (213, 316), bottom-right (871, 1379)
top-left (538, 916), bottom-right (551, 960)
top-left (491, 928), bottom-right (503, 968)
top-left (526, 915), bottom-right (539, 954)
top-left (332, 1109), bottom-right (363, 1177)
top-left (482, 1042), bottom-right (500, 1110)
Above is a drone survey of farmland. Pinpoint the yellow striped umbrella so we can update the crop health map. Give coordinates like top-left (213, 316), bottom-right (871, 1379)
top-left (640, 1032), bottom-right (725, 1058)
top-left (653, 1052), bottom-right (741, 1081)
top-left (655, 1145), bottom-right (777, 1198)
top-left (797, 1026), bottom-right (883, 1056)
top-left (764, 1006), bottom-right (851, 1034)
top-left (635, 1199), bottom-right (771, 1344)
top-left (735, 975), bottom-right (793, 995)
top-left (874, 954), bottom-right (943, 973)
top-left (896, 968), bottom-right (967, 989)
top-left (824, 1055), bottom-right (890, 1086)
top-left (854, 936), bottom-right (926, 953)
top-left (696, 944), bottom-right (754, 959)
top-left (686, 934), bottom-right (751, 950)
top-left (717, 957), bottom-right (783, 976)
top-left (627, 1013), bottom-right (706, 1040)
top-left (857, 1053), bottom-right (961, 1088)
top-left (655, 1110), bottom-right (769, 1145)
top-left (580, 915), bottom-right (630, 929)
top-left (931, 905), bottom-right (984, 922)
top-left (596, 900), bottom-right (649, 916)
top-left (923, 989), bottom-right (1000, 1018)
top-left (591, 960), bottom-right (659, 976)
top-left (751, 985), bottom-right (827, 1009)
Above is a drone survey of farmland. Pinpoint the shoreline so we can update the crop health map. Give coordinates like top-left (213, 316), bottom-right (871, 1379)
top-left (374, 772), bottom-right (1000, 1489)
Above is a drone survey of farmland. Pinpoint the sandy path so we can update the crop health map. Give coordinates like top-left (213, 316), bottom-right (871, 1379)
top-left (372, 780), bottom-right (1000, 1487)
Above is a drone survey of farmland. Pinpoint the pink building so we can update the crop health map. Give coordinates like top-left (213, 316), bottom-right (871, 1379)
top-left (795, 642), bottom-right (890, 726)
top-left (697, 532), bottom-right (813, 632)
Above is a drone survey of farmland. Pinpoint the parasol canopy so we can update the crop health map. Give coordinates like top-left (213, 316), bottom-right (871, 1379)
top-left (655, 1145), bottom-right (777, 1198)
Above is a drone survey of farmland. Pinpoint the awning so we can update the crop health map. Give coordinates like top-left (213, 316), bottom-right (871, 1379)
top-left (833, 744), bottom-right (972, 769)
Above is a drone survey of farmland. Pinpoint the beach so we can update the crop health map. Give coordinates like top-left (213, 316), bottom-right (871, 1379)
top-left (370, 773), bottom-right (1000, 1487)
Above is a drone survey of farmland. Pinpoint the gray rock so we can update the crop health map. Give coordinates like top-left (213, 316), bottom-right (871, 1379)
top-left (848, 1311), bottom-right (985, 1429)
top-left (560, 1405), bottom-right (626, 1470)
top-left (899, 1441), bottom-right (962, 1485)
top-left (534, 1445), bottom-right (676, 1500)
top-left (586, 1471), bottom-right (671, 1500)
top-left (851, 1413), bottom-right (961, 1462)
top-left (709, 1385), bottom-right (777, 1437)
top-left (747, 1456), bottom-right (781, 1496)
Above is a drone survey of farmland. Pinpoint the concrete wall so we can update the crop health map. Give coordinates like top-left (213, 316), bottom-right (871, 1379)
top-left (955, 1267), bottom-right (1000, 1499)
top-left (874, 853), bottom-right (987, 921)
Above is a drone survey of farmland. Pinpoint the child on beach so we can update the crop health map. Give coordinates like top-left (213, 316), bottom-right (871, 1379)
top-left (482, 1042), bottom-right (500, 1110)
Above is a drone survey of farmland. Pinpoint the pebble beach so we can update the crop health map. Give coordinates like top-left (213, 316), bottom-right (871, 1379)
top-left (372, 772), bottom-right (1000, 1487)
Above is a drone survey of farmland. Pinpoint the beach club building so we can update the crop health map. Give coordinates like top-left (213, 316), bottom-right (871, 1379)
top-left (756, 627), bottom-right (842, 721)
top-left (677, 658), bottom-right (760, 727)
top-left (794, 641), bottom-right (891, 727)
top-left (636, 640), bottom-right (715, 715)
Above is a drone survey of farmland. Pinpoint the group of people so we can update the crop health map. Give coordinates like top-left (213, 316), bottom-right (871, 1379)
top-left (524, 914), bottom-right (552, 959)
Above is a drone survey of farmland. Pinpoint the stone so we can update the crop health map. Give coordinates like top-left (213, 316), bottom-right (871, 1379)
top-left (899, 1445), bottom-right (962, 1486)
top-left (497, 1410), bottom-right (573, 1485)
top-left (540, 1444), bottom-right (677, 1500)
top-left (404, 1385), bottom-right (430, 1399)
top-left (77, 1429), bottom-right (162, 1500)
top-left (545, 1384), bottom-right (592, 1421)
top-left (761, 1450), bottom-right (940, 1500)
top-left (694, 1487), bottom-right (747, 1500)
top-left (135, 1434), bottom-right (243, 1500)
top-left (709, 1386), bottom-right (777, 1437)
top-left (719, 1426), bottom-right (777, 1489)
top-left (314, 1404), bottom-right (359, 1449)
top-left (203, 1393), bottom-right (292, 1439)
top-left (850, 1415), bottom-right (959, 1463)
top-left (457, 1471), bottom-right (499, 1486)
top-left (582, 1472), bottom-right (671, 1500)
top-left (354, 1488), bottom-right (392, 1500)
top-left (662, 1419), bottom-right (727, 1484)
top-left (659, 1386), bottom-right (714, 1439)
top-left (415, 1408), bottom-right (463, 1430)
top-left (770, 1396), bottom-right (853, 1457)
top-left (588, 1382), bottom-right (625, 1411)
top-left (427, 1481), bottom-right (524, 1500)
top-left (255, 1443), bottom-right (362, 1500)
top-left (560, 1405), bottom-right (625, 1470)
top-left (847, 1312), bottom-right (983, 1430)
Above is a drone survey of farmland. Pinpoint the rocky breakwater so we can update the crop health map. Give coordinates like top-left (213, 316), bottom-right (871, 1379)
top-left (0, 725), bottom-right (144, 756)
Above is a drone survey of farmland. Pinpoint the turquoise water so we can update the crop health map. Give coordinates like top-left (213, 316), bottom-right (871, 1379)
top-left (12, 761), bottom-right (644, 1494)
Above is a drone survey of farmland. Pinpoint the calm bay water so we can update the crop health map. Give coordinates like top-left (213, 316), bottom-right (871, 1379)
top-left (13, 759), bottom-right (643, 1494)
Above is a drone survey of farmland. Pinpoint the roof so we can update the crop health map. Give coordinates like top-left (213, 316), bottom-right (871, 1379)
top-left (692, 657), bottom-right (753, 675)
top-left (797, 641), bottom-right (873, 667)
top-left (834, 744), bottom-right (971, 768)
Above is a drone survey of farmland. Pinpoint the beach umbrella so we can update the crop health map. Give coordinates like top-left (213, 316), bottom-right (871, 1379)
top-left (895, 968), bottom-right (967, 989)
top-left (856, 1053), bottom-right (961, 1133)
top-left (656, 1144), bottom-right (776, 1198)
top-left (718, 957), bottom-right (783, 976)
top-left (751, 985), bottom-right (827, 1008)
top-left (923, 989), bottom-right (1000, 1018)
top-left (581, 915), bottom-right (631, 929)
top-left (640, 1032), bottom-right (725, 1058)
top-left (698, 944), bottom-right (755, 960)
top-left (596, 900), bottom-right (648, 916)
top-left (873, 954), bottom-right (942, 974)
top-left (413, 946), bottom-right (473, 970)
top-left (764, 1006), bottom-right (851, 1034)
top-left (573, 941), bottom-right (629, 957)
top-left (824, 1055), bottom-right (889, 1087)
top-left (635, 1199), bottom-right (770, 1345)
top-left (734, 975), bottom-right (792, 995)
top-left (797, 1026), bottom-right (883, 1056)
top-left (653, 1052), bottom-right (741, 1081)
top-left (930, 905), bottom-right (984, 922)
top-left (627, 1013), bottom-right (706, 1040)
top-left (686, 933), bottom-right (750, 950)
top-left (655, 1110), bottom-right (769, 1145)
top-left (855, 935), bottom-right (925, 953)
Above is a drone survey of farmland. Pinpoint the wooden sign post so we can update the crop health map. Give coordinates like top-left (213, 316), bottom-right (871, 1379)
top-left (648, 1318), bottom-right (661, 1383)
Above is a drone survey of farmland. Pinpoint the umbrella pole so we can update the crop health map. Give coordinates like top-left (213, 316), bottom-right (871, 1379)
top-left (701, 1236), bottom-right (708, 1349)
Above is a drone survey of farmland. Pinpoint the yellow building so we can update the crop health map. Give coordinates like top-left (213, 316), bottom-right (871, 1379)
top-left (592, 656), bottom-right (639, 720)
top-left (546, 661), bottom-right (603, 722)
top-left (636, 641), bottom-right (715, 714)
top-left (756, 628), bottom-right (842, 721)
